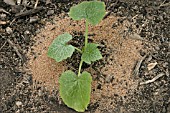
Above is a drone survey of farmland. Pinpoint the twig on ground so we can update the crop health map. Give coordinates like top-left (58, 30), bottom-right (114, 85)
top-left (160, 2), bottom-right (170, 7)
top-left (7, 39), bottom-right (23, 61)
top-left (160, 0), bottom-right (166, 6)
top-left (0, 8), bottom-right (11, 15)
top-left (160, 0), bottom-right (170, 7)
top-left (0, 41), bottom-right (7, 51)
top-left (140, 73), bottom-right (165, 85)
top-left (15, 7), bottom-right (43, 18)
top-left (34, 0), bottom-right (39, 9)
top-left (133, 55), bottom-right (147, 77)
top-left (156, 1), bottom-right (170, 9)
top-left (10, 18), bottom-right (16, 25)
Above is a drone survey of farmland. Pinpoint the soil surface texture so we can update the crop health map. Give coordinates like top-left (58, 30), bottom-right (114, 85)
top-left (0, 0), bottom-right (169, 113)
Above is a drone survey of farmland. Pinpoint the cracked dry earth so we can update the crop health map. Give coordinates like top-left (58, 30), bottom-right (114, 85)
top-left (27, 14), bottom-right (143, 112)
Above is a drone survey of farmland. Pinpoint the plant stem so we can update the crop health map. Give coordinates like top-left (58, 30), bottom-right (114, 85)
top-left (75, 47), bottom-right (82, 53)
top-left (85, 20), bottom-right (89, 49)
top-left (77, 20), bottom-right (89, 77)
top-left (78, 59), bottom-right (83, 77)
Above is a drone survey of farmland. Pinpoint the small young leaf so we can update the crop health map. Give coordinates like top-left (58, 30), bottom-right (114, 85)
top-left (47, 33), bottom-right (75, 62)
top-left (59, 70), bottom-right (92, 112)
top-left (82, 43), bottom-right (102, 64)
top-left (69, 1), bottom-right (105, 25)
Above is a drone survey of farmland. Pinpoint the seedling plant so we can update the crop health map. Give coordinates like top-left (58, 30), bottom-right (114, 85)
top-left (47, 1), bottom-right (105, 112)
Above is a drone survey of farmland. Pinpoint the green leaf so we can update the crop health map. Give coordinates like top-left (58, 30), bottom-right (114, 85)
top-left (82, 43), bottom-right (102, 64)
top-left (69, 1), bottom-right (105, 25)
top-left (47, 33), bottom-right (75, 62)
top-left (59, 70), bottom-right (92, 112)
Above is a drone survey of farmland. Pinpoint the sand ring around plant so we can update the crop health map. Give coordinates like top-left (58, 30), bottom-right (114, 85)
top-left (27, 15), bottom-right (143, 110)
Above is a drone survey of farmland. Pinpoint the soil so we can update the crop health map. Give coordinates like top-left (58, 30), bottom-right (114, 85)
top-left (27, 15), bottom-right (143, 111)
top-left (0, 0), bottom-right (170, 113)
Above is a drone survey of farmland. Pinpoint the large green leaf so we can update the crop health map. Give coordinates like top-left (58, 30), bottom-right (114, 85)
top-left (59, 70), bottom-right (92, 112)
top-left (69, 1), bottom-right (105, 25)
top-left (82, 43), bottom-right (102, 64)
top-left (47, 33), bottom-right (75, 62)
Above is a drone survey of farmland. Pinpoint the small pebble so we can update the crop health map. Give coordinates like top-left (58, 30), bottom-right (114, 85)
top-left (38, 90), bottom-right (43, 97)
top-left (155, 46), bottom-right (160, 51)
top-left (24, 30), bottom-right (30, 35)
top-left (162, 62), bottom-right (168, 67)
top-left (29, 16), bottom-right (39, 23)
top-left (15, 110), bottom-right (20, 113)
top-left (6, 27), bottom-right (13, 34)
top-left (16, 101), bottom-right (22, 107)
top-left (0, 13), bottom-right (7, 20)
top-left (105, 74), bottom-right (114, 83)
top-left (47, 10), bottom-right (54, 16)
